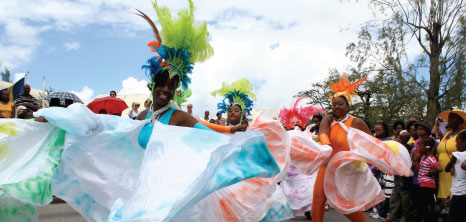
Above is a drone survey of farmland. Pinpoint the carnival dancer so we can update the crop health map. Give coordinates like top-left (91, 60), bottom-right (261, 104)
top-left (211, 78), bottom-right (255, 126)
top-left (193, 79), bottom-right (254, 133)
top-left (278, 97), bottom-right (328, 218)
top-left (311, 74), bottom-right (372, 222)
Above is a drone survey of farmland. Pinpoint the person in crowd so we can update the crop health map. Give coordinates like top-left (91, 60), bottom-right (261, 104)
top-left (204, 110), bottom-right (210, 121)
top-left (187, 103), bottom-right (193, 114)
top-left (372, 121), bottom-right (392, 219)
top-left (218, 117), bottom-right (226, 126)
top-left (436, 109), bottom-right (466, 217)
top-left (209, 119), bottom-right (216, 123)
top-left (407, 119), bottom-right (419, 147)
top-left (186, 103), bottom-right (199, 118)
top-left (372, 173), bottom-right (394, 220)
top-left (392, 120), bottom-right (405, 139)
top-left (215, 112), bottom-right (221, 124)
top-left (16, 105), bottom-right (33, 119)
top-left (0, 89), bottom-right (15, 118)
top-left (414, 137), bottom-right (442, 222)
top-left (14, 84), bottom-right (39, 112)
top-left (313, 74), bottom-right (371, 222)
top-left (383, 130), bottom-right (412, 222)
top-left (309, 114), bottom-right (323, 135)
top-left (445, 130), bottom-right (466, 222)
top-left (144, 99), bottom-right (152, 109)
top-left (64, 99), bottom-right (74, 108)
top-left (375, 121), bottom-right (391, 141)
top-left (48, 98), bottom-right (62, 107)
top-left (128, 102), bottom-right (140, 120)
top-left (110, 91), bottom-right (117, 97)
top-left (410, 120), bottom-right (433, 220)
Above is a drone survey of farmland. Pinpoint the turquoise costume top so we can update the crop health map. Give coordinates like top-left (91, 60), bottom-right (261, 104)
top-left (138, 108), bottom-right (211, 149)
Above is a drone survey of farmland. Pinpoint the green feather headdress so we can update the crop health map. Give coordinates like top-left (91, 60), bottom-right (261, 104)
top-left (136, 0), bottom-right (214, 94)
top-left (211, 78), bottom-right (256, 119)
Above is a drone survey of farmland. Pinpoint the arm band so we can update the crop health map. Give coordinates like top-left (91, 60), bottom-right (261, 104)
top-left (198, 119), bottom-right (232, 133)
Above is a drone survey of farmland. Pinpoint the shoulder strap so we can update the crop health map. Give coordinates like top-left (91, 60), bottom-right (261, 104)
top-left (145, 109), bottom-right (151, 120)
top-left (330, 115), bottom-right (353, 133)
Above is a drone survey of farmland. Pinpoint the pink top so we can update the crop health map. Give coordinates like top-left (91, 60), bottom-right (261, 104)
top-left (418, 155), bottom-right (439, 188)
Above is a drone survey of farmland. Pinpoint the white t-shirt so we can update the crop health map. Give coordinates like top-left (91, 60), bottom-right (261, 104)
top-left (128, 110), bottom-right (139, 119)
top-left (451, 151), bottom-right (466, 196)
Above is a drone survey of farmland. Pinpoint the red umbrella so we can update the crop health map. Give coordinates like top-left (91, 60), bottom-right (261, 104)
top-left (87, 97), bottom-right (128, 114)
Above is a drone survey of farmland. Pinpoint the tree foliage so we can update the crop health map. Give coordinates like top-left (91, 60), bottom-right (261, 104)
top-left (0, 67), bottom-right (11, 82)
top-left (299, 0), bottom-right (465, 127)
top-left (366, 0), bottom-right (466, 121)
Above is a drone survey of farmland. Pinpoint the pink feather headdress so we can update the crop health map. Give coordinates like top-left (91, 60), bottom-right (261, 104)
top-left (278, 97), bottom-right (326, 130)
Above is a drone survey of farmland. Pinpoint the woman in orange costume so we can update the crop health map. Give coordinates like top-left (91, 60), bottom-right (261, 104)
top-left (311, 74), bottom-right (372, 222)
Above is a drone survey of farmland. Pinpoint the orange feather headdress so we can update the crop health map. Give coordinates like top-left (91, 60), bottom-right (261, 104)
top-left (330, 74), bottom-right (365, 104)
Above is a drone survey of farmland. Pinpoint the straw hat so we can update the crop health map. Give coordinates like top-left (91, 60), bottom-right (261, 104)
top-left (438, 109), bottom-right (466, 128)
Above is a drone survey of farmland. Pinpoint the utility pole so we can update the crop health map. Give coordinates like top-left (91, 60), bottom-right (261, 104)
top-left (25, 71), bottom-right (29, 84)
top-left (42, 76), bottom-right (46, 107)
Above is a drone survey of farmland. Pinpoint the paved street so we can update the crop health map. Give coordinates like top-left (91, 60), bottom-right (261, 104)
top-left (39, 203), bottom-right (381, 222)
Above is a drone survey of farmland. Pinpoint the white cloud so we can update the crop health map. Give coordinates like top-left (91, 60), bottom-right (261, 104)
top-left (70, 86), bottom-right (94, 102)
top-left (0, 0), bottom-right (394, 116)
top-left (13, 73), bottom-right (26, 83)
top-left (119, 77), bottom-right (150, 95)
top-left (64, 41), bottom-right (81, 51)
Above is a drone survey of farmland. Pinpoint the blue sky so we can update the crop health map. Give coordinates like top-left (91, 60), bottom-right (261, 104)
top-left (1, 0), bottom-right (406, 116)
top-left (23, 25), bottom-right (150, 93)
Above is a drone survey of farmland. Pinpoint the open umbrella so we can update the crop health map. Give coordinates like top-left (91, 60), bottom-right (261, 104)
top-left (87, 97), bottom-right (128, 114)
top-left (45, 92), bottom-right (83, 104)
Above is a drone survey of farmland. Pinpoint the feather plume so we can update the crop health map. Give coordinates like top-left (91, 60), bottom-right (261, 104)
top-left (211, 79), bottom-right (256, 115)
top-left (278, 97), bottom-right (326, 129)
top-left (174, 88), bottom-right (192, 107)
top-left (153, 0), bottom-right (213, 63)
top-left (330, 73), bottom-right (365, 104)
top-left (134, 9), bottom-right (162, 44)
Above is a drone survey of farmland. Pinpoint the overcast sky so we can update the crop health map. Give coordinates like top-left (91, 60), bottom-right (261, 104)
top-left (0, 0), bottom-right (380, 116)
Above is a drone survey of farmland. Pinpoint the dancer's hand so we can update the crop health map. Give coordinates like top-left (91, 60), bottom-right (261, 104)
top-left (35, 116), bottom-right (48, 122)
top-left (231, 123), bottom-right (247, 133)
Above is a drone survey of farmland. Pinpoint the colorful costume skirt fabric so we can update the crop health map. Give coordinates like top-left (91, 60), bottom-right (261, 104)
top-left (0, 104), bottom-right (288, 222)
top-left (0, 104), bottom-right (413, 221)
top-left (324, 128), bottom-right (412, 214)
top-left (280, 129), bottom-right (332, 216)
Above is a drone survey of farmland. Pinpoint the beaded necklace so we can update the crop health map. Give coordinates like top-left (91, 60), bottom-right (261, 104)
top-left (150, 104), bottom-right (171, 122)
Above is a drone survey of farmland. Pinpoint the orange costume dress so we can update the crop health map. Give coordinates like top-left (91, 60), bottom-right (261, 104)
top-left (311, 116), bottom-right (366, 222)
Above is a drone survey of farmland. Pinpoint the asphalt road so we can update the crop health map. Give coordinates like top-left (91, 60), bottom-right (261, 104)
top-left (38, 203), bottom-right (381, 222)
